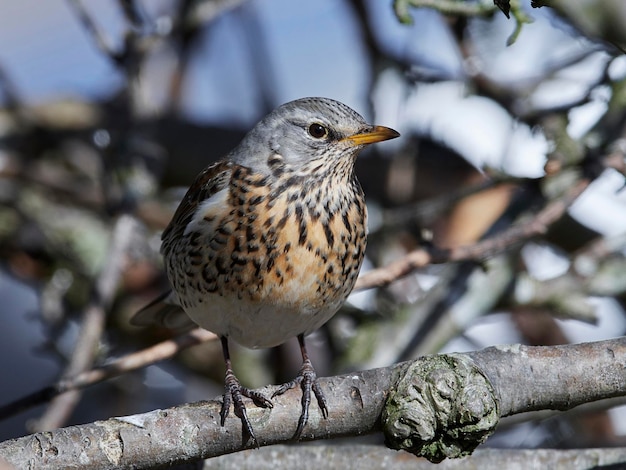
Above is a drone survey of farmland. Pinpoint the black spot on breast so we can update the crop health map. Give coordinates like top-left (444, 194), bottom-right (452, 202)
top-left (202, 267), bottom-right (217, 290)
top-left (231, 254), bottom-right (247, 266)
top-left (215, 257), bottom-right (228, 275)
top-left (323, 222), bottom-right (334, 247)
top-left (249, 194), bottom-right (265, 205)
top-left (253, 259), bottom-right (262, 277)
top-left (342, 212), bottom-right (353, 234)
top-left (216, 225), bottom-right (233, 236)
top-left (277, 212), bottom-right (289, 230)
top-left (246, 225), bottom-right (256, 242)
top-left (233, 237), bottom-right (242, 253)
top-left (295, 205), bottom-right (307, 245)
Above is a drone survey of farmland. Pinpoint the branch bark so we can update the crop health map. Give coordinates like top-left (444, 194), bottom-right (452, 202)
top-left (1, 337), bottom-right (624, 468)
top-left (207, 445), bottom-right (626, 470)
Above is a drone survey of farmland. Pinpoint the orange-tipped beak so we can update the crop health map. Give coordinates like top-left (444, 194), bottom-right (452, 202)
top-left (342, 125), bottom-right (400, 146)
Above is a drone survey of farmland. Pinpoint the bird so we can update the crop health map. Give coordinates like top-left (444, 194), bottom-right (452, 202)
top-left (132, 97), bottom-right (399, 445)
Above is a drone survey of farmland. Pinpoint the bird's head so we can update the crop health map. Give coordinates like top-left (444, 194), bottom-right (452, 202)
top-left (230, 97), bottom-right (399, 176)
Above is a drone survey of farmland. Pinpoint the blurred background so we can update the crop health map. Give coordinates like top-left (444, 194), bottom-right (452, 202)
top-left (0, 0), bottom-right (625, 457)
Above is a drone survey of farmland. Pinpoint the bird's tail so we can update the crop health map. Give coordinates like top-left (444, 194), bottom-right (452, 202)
top-left (130, 291), bottom-right (197, 331)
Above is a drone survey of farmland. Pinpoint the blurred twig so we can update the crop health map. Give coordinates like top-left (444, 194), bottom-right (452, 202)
top-left (355, 178), bottom-right (590, 291)
top-left (0, 328), bottom-right (216, 421)
top-left (66, 0), bottom-right (124, 65)
top-left (118, 0), bottom-right (145, 29)
top-left (31, 215), bottom-right (139, 432)
top-left (379, 176), bottom-right (525, 230)
top-left (393, 0), bottom-right (496, 24)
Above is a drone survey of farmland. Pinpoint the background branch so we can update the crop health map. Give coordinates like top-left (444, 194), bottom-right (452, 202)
top-left (0, 328), bottom-right (216, 422)
top-left (30, 215), bottom-right (139, 432)
top-left (355, 177), bottom-right (590, 291)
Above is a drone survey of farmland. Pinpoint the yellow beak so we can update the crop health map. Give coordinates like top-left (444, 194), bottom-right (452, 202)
top-left (342, 125), bottom-right (400, 146)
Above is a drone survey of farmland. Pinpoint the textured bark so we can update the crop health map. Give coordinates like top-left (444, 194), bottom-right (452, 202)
top-left (207, 445), bottom-right (626, 470)
top-left (470, 339), bottom-right (626, 416)
top-left (0, 338), bottom-right (624, 468)
top-left (379, 338), bottom-right (626, 462)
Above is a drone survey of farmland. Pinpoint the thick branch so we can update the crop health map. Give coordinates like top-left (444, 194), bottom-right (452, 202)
top-left (207, 445), bottom-right (626, 469)
top-left (471, 339), bottom-right (626, 416)
top-left (1, 338), bottom-right (624, 468)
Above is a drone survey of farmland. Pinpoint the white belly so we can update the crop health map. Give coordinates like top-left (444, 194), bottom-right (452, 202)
top-left (184, 293), bottom-right (342, 349)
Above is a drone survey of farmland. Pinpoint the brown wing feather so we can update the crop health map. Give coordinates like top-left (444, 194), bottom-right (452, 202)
top-left (132, 160), bottom-right (232, 329)
top-left (161, 160), bottom-right (232, 244)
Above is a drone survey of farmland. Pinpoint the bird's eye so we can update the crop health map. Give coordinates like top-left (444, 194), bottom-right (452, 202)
top-left (308, 123), bottom-right (328, 139)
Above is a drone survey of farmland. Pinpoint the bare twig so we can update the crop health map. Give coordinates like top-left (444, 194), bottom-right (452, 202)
top-left (66, 0), bottom-right (123, 65)
top-left (31, 215), bottom-right (139, 432)
top-left (118, 0), bottom-right (145, 30)
top-left (355, 178), bottom-right (590, 291)
top-left (0, 328), bottom-right (216, 421)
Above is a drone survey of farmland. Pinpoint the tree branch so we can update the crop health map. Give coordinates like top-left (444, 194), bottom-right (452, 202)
top-left (354, 177), bottom-right (590, 291)
top-left (207, 445), bottom-right (626, 469)
top-left (1, 338), bottom-right (624, 467)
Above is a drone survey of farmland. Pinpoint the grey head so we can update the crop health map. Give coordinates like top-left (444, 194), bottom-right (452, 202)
top-left (229, 97), bottom-right (399, 174)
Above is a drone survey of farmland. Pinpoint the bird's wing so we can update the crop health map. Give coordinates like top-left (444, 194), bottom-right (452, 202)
top-left (161, 159), bottom-right (232, 244)
top-left (131, 160), bottom-right (233, 330)
top-left (130, 291), bottom-right (197, 331)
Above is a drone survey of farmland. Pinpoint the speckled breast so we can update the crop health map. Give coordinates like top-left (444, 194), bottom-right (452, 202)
top-left (163, 164), bottom-right (367, 343)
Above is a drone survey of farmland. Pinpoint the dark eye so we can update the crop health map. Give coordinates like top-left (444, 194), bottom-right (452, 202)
top-left (308, 123), bottom-right (328, 139)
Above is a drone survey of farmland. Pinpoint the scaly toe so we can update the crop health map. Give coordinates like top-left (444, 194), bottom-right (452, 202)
top-left (223, 374), bottom-right (272, 447)
top-left (275, 359), bottom-right (328, 440)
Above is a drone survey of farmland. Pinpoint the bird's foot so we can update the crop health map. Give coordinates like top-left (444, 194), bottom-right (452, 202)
top-left (221, 369), bottom-right (273, 447)
top-left (272, 358), bottom-right (328, 440)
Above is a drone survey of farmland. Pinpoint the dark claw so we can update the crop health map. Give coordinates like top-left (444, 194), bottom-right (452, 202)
top-left (272, 358), bottom-right (328, 440)
top-left (312, 380), bottom-right (329, 419)
top-left (220, 336), bottom-right (273, 448)
top-left (221, 370), bottom-right (273, 447)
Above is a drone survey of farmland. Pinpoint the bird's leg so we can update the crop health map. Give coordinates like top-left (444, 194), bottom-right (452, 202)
top-left (220, 336), bottom-right (272, 447)
top-left (272, 334), bottom-right (329, 440)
